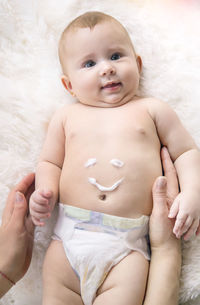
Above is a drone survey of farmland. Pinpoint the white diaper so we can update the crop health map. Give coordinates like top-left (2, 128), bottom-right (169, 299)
top-left (53, 204), bottom-right (150, 305)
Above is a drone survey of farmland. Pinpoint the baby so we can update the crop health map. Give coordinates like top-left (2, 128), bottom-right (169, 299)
top-left (30, 11), bottom-right (200, 305)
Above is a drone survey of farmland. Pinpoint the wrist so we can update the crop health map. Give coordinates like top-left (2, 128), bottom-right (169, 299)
top-left (151, 240), bottom-right (181, 258)
top-left (151, 246), bottom-right (182, 284)
top-left (144, 245), bottom-right (181, 305)
top-left (0, 270), bottom-right (15, 285)
top-left (0, 261), bottom-right (18, 283)
top-left (50, 194), bottom-right (57, 211)
top-left (0, 271), bottom-right (15, 297)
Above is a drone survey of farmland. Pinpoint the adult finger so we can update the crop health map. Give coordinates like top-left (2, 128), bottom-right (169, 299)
top-left (152, 176), bottom-right (168, 215)
top-left (25, 180), bottom-right (35, 206)
top-left (161, 147), bottom-right (179, 205)
top-left (13, 173), bottom-right (35, 195)
top-left (10, 192), bottom-right (29, 231)
top-left (2, 173), bottom-right (35, 225)
top-left (25, 214), bottom-right (35, 236)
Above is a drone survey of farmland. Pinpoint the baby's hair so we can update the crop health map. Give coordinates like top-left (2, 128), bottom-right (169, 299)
top-left (65, 11), bottom-right (116, 31)
top-left (58, 11), bottom-right (135, 68)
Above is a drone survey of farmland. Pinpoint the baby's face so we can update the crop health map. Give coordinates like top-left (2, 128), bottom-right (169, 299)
top-left (61, 21), bottom-right (141, 108)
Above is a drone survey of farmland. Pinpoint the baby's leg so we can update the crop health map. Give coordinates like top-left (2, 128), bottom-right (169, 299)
top-left (94, 251), bottom-right (149, 305)
top-left (42, 240), bottom-right (83, 305)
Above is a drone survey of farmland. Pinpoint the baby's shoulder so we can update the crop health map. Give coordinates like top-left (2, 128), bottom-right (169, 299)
top-left (135, 97), bottom-right (176, 124)
top-left (52, 103), bottom-right (78, 119)
top-left (140, 97), bottom-right (172, 113)
top-left (139, 96), bottom-right (165, 107)
top-left (130, 96), bottom-right (162, 108)
top-left (47, 105), bottom-right (71, 129)
top-left (129, 96), bottom-right (164, 113)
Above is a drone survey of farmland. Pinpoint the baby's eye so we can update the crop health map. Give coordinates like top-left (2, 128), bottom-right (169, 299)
top-left (111, 53), bottom-right (121, 61)
top-left (84, 60), bottom-right (96, 68)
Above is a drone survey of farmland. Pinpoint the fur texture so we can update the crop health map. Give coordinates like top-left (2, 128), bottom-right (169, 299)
top-left (0, 1), bottom-right (200, 304)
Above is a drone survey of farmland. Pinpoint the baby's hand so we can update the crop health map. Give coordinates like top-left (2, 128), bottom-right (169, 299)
top-left (168, 192), bottom-right (200, 240)
top-left (29, 189), bottom-right (53, 226)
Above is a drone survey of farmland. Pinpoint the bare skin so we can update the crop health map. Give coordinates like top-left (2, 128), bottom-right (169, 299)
top-left (30, 16), bottom-right (200, 305)
top-left (0, 173), bottom-right (35, 297)
top-left (31, 97), bottom-right (199, 231)
top-left (42, 148), bottom-right (181, 305)
top-left (144, 147), bottom-right (181, 305)
top-left (30, 22), bottom-right (200, 238)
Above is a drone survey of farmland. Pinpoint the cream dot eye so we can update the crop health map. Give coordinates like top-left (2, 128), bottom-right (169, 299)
top-left (110, 159), bottom-right (124, 168)
top-left (84, 158), bottom-right (97, 168)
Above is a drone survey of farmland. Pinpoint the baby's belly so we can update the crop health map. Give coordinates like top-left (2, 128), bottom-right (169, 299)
top-left (59, 150), bottom-right (162, 218)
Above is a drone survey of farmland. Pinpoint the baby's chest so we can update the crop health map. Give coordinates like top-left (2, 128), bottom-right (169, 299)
top-left (66, 111), bottom-right (157, 145)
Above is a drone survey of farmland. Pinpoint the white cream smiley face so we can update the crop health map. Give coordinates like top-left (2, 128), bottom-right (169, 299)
top-left (84, 158), bottom-right (124, 192)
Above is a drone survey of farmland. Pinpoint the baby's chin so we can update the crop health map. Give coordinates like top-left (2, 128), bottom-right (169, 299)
top-left (79, 96), bottom-right (133, 108)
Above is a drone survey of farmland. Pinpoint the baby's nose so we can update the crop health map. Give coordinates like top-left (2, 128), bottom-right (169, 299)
top-left (100, 61), bottom-right (116, 76)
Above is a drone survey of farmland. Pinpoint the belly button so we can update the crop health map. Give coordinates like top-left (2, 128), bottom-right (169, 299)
top-left (99, 194), bottom-right (106, 201)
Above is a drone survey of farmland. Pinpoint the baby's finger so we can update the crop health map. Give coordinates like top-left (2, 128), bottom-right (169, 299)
top-left (196, 223), bottom-right (200, 236)
top-left (32, 215), bottom-right (45, 227)
top-left (40, 189), bottom-right (53, 199)
top-left (178, 215), bottom-right (193, 236)
top-left (32, 192), bottom-right (49, 205)
top-left (184, 219), bottom-right (199, 241)
top-left (31, 209), bottom-right (51, 222)
top-left (168, 196), bottom-right (180, 218)
top-left (32, 202), bottom-right (50, 213)
top-left (173, 213), bottom-right (188, 238)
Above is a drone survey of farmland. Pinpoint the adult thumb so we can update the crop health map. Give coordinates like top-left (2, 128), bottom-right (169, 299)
top-left (11, 192), bottom-right (28, 228)
top-left (152, 176), bottom-right (167, 211)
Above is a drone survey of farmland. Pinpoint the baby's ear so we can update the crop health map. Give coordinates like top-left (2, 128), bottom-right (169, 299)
top-left (61, 75), bottom-right (73, 93)
top-left (136, 56), bottom-right (142, 74)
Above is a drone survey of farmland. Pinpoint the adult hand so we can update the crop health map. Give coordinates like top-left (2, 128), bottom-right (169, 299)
top-left (150, 146), bottom-right (180, 251)
top-left (0, 173), bottom-right (35, 286)
top-left (144, 147), bottom-right (181, 305)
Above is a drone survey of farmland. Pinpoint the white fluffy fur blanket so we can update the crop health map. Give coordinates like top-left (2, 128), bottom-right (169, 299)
top-left (0, 1), bottom-right (200, 304)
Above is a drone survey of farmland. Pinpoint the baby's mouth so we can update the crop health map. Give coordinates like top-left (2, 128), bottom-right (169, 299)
top-left (101, 82), bottom-right (121, 90)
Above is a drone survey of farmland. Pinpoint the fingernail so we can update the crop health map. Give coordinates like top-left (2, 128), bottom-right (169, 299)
top-left (15, 192), bottom-right (23, 203)
top-left (157, 177), bottom-right (167, 188)
top-left (162, 146), bottom-right (168, 154)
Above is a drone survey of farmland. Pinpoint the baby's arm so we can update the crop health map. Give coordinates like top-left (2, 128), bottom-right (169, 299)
top-left (148, 99), bottom-right (200, 240)
top-left (30, 108), bottom-right (66, 226)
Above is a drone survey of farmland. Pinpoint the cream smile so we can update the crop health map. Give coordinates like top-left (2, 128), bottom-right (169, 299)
top-left (88, 177), bottom-right (124, 192)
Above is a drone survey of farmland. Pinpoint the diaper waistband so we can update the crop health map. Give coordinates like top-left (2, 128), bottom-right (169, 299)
top-left (59, 204), bottom-right (149, 230)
